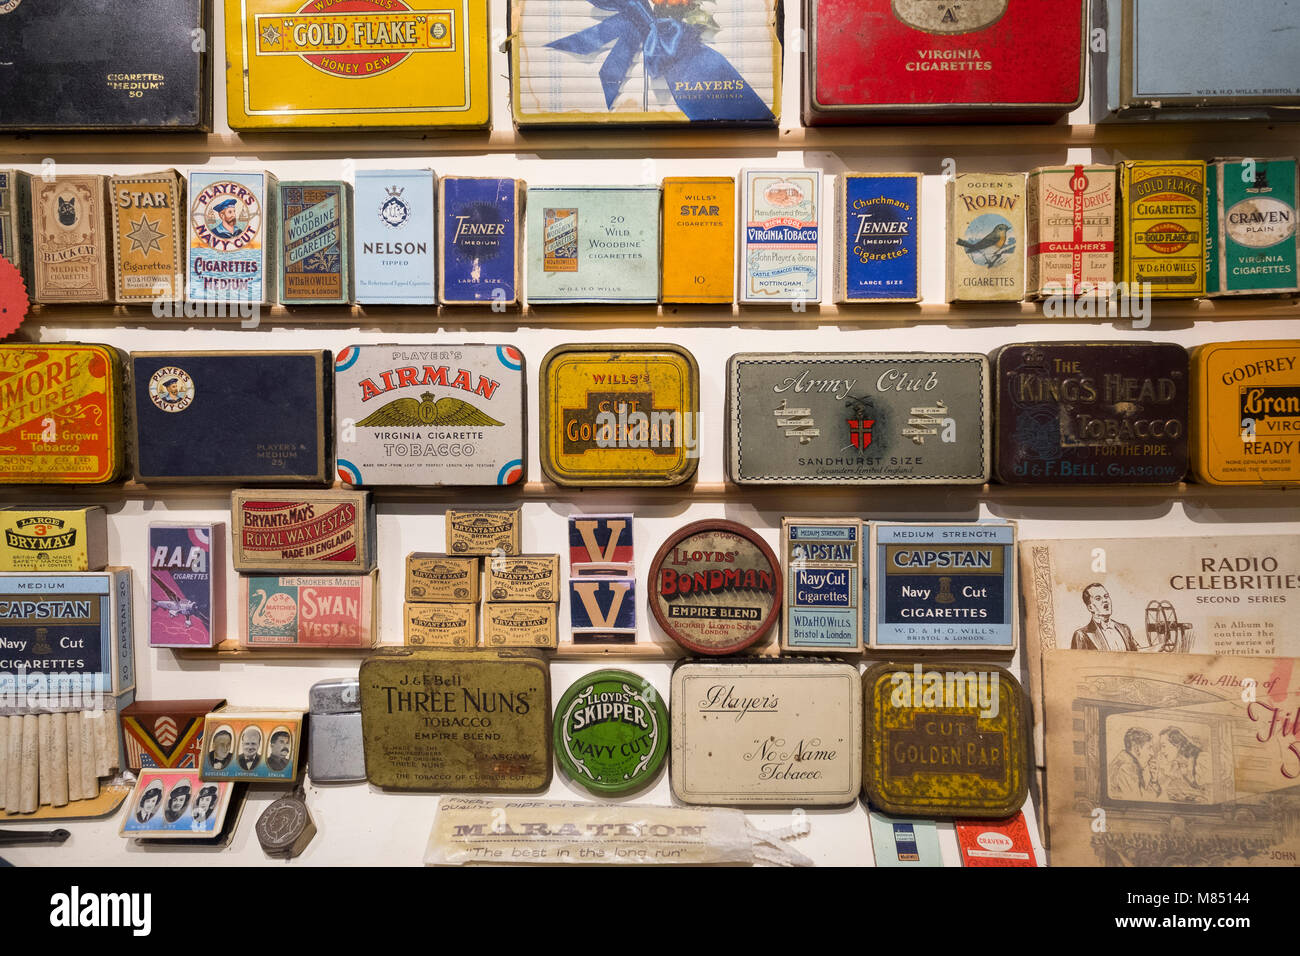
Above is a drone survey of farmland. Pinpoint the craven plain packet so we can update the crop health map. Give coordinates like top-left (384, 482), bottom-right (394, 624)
top-left (424, 797), bottom-right (813, 866)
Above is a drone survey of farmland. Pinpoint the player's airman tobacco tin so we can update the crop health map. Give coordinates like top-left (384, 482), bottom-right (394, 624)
top-left (781, 517), bottom-right (864, 653)
top-left (485, 555), bottom-right (559, 603)
top-left (992, 342), bottom-right (1189, 485)
top-left (650, 520), bottom-right (781, 656)
top-left (483, 603), bottom-right (557, 649)
top-left (670, 659), bottom-right (862, 806)
top-left (553, 669), bottom-right (668, 796)
top-left (862, 662), bottom-right (1030, 818)
top-left (333, 343), bottom-right (526, 487)
top-left (231, 489), bottom-right (376, 574)
top-left (359, 647), bottom-right (552, 792)
top-left (539, 343), bottom-right (700, 487)
top-left (661, 177), bottom-right (735, 304)
top-left (1190, 339), bottom-right (1300, 486)
top-left (1121, 160), bottom-right (1207, 297)
top-left (131, 350), bottom-right (331, 484)
top-left (0, 343), bottom-right (124, 485)
top-left (726, 352), bottom-right (990, 485)
top-left (446, 509), bottom-right (522, 556)
top-left (404, 602), bottom-right (476, 647)
top-left (110, 170), bottom-right (185, 303)
top-left (279, 180), bottom-right (352, 305)
top-left (946, 173), bottom-right (1025, 303)
top-left (0, 507), bottom-right (108, 573)
top-left (406, 553), bottom-right (479, 603)
top-left (870, 522), bottom-right (1016, 652)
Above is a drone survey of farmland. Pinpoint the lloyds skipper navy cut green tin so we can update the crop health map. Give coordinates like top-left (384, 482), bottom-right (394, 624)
top-left (553, 669), bottom-right (668, 796)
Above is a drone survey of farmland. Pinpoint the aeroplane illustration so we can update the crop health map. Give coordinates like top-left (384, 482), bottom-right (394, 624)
top-left (151, 573), bottom-right (209, 630)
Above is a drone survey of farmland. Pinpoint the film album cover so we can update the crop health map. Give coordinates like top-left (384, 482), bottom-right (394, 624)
top-left (1020, 534), bottom-right (1300, 763)
top-left (1045, 650), bottom-right (1300, 866)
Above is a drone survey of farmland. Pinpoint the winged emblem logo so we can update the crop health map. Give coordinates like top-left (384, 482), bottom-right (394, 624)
top-left (357, 392), bottom-right (504, 427)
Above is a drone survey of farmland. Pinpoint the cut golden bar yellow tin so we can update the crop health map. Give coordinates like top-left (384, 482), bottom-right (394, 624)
top-left (226, 0), bottom-right (490, 130)
top-left (1190, 339), bottom-right (1300, 486)
top-left (1121, 160), bottom-right (1206, 297)
top-left (661, 177), bottom-right (735, 304)
top-left (539, 343), bottom-right (700, 486)
top-left (359, 647), bottom-right (552, 792)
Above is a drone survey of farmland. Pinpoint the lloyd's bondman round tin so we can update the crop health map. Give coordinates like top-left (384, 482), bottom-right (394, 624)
top-left (650, 520), bottom-right (782, 656)
top-left (553, 669), bottom-right (669, 796)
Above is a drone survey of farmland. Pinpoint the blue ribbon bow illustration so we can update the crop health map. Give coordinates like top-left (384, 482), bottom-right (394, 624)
top-left (546, 0), bottom-right (773, 122)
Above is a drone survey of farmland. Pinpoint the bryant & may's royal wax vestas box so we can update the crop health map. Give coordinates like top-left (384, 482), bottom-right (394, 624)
top-left (130, 350), bottom-right (332, 484)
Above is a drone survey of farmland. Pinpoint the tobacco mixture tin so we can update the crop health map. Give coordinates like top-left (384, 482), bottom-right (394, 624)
top-left (650, 520), bottom-right (782, 656)
top-left (553, 669), bottom-right (668, 796)
top-left (1190, 339), bottom-right (1300, 485)
top-left (359, 648), bottom-right (552, 792)
top-left (862, 662), bottom-right (1030, 818)
top-left (540, 343), bottom-right (700, 486)
top-left (670, 659), bottom-right (862, 806)
top-left (727, 352), bottom-right (991, 485)
top-left (993, 342), bottom-right (1189, 485)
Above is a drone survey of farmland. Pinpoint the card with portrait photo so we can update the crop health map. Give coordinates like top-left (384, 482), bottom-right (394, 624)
top-left (120, 769), bottom-right (233, 840)
top-left (199, 709), bottom-right (303, 782)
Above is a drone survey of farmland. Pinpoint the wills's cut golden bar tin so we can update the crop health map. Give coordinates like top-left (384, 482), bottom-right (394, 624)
top-left (540, 343), bottom-right (700, 487)
top-left (110, 170), bottom-right (185, 304)
top-left (1120, 160), bottom-right (1206, 297)
top-left (661, 177), bottom-right (735, 304)
top-left (1190, 340), bottom-right (1300, 486)
top-left (862, 662), bottom-right (1030, 817)
top-left (226, 0), bottom-right (490, 130)
top-left (359, 647), bottom-right (552, 791)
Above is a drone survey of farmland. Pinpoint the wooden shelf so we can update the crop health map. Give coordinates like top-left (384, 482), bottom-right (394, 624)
top-left (173, 640), bottom-right (687, 662)
top-left (2, 120), bottom-right (1297, 160)
top-left (20, 296), bottom-right (1300, 330)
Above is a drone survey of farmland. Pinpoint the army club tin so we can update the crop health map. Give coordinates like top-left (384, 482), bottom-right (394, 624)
top-left (650, 520), bottom-right (782, 656)
top-left (333, 344), bottom-right (525, 487)
top-left (0, 343), bottom-right (124, 485)
top-left (540, 343), bottom-right (699, 486)
top-left (670, 659), bottom-right (862, 806)
top-left (554, 670), bottom-right (668, 796)
top-left (993, 342), bottom-right (1189, 485)
top-left (862, 663), bottom-right (1030, 818)
top-left (727, 352), bottom-right (991, 485)
top-left (359, 648), bottom-right (552, 792)
top-left (1190, 339), bottom-right (1300, 486)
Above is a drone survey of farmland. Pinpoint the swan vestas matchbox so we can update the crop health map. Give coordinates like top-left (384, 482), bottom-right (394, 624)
top-left (226, 0), bottom-right (490, 130)
top-left (240, 572), bottom-right (378, 648)
top-left (333, 344), bottom-right (526, 487)
top-left (231, 489), bottom-right (375, 574)
top-left (354, 169), bottom-right (437, 305)
top-left (130, 350), bottom-right (331, 483)
top-left (509, 0), bottom-right (781, 127)
top-left (726, 352), bottom-right (990, 484)
top-left (804, 0), bottom-right (1086, 124)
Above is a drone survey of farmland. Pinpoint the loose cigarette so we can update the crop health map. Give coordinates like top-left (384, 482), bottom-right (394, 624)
top-left (5, 715), bottom-right (21, 813)
top-left (38, 713), bottom-right (52, 806)
top-left (66, 711), bottom-right (84, 802)
top-left (80, 712), bottom-right (97, 800)
top-left (93, 711), bottom-right (113, 776)
top-left (20, 715), bottom-right (37, 814)
top-left (50, 713), bottom-right (69, 808)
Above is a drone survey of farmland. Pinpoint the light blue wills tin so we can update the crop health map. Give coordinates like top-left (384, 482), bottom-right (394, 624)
top-left (870, 522), bottom-right (1016, 652)
top-left (439, 177), bottom-right (524, 306)
top-left (526, 186), bottom-right (660, 304)
top-left (353, 169), bottom-right (436, 305)
top-left (780, 517), bottom-right (864, 653)
top-left (187, 170), bottom-right (278, 305)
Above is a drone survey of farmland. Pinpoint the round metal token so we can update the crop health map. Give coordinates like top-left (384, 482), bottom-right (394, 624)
top-left (649, 519), bottom-right (783, 656)
top-left (255, 789), bottom-right (316, 859)
top-left (553, 669), bottom-right (669, 795)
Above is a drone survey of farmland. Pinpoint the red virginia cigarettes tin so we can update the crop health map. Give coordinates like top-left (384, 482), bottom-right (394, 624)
top-left (803, 0), bottom-right (1087, 124)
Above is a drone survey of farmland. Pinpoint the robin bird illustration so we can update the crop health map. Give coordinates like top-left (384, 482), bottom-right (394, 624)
top-left (956, 222), bottom-right (1012, 266)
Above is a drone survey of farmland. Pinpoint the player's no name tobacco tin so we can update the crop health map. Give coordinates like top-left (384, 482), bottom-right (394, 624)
top-left (553, 669), bottom-right (668, 796)
top-left (649, 520), bottom-right (782, 656)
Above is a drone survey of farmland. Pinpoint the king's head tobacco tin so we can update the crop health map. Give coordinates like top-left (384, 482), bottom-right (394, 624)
top-left (553, 669), bottom-right (668, 796)
top-left (650, 520), bottom-right (782, 656)
top-left (862, 662), bottom-right (1030, 818)
top-left (359, 648), bottom-right (552, 792)
top-left (540, 343), bottom-right (700, 486)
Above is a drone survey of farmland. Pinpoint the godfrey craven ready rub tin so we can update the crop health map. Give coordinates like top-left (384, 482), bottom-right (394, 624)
top-left (650, 519), bottom-right (782, 656)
